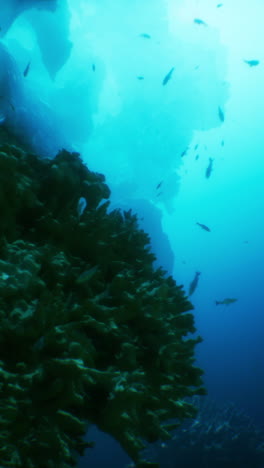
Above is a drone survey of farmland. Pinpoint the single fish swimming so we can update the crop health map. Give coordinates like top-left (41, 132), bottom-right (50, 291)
top-left (23, 61), bottom-right (31, 77)
top-left (215, 298), bottom-right (237, 306)
top-left (156, 181), bottom-right (163, 190)
top-left (137, 76), bottom-right (144, 80)
top-left (189, 271), bottom-right (201, 296)
top-left (244, 59), bottom-right (260, 67)
top-left (181, 147), bottom-right (189, 157)
top-left (140, 33), bottom-right (151, 39)
top-left (194, 18), bottom-right (207, 26)
top-left (205, 157), bottom-right (214, 178)
top-left (218, 106), bottom-right (225, 122)
top-left (196, 222), bottom-right (211, 232)
top-left (162, 67), bottom-right (174, 86)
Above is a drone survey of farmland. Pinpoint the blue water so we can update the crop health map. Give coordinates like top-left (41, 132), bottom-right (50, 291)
top-left (1, 0), bottom-right (264, 466)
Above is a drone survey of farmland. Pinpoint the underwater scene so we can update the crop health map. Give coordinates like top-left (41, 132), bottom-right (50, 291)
top-left (0, 0), bottom-right (263, 467)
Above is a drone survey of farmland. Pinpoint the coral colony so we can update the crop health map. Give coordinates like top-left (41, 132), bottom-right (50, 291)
top-left (0, 145), bottom-right (205, 467)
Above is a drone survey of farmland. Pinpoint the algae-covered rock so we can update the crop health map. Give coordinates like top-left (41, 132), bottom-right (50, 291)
top-left (0, 144), bottom-right (205, 467)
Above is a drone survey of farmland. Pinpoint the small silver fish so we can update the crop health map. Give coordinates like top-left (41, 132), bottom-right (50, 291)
top-left (77, 197), bottom-right (87, 218)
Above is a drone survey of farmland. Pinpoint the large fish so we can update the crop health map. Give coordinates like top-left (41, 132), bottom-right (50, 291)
top-left (215, 298), bottom-right (237, 306)
top-left (189, 271), bottom-right (201, 296)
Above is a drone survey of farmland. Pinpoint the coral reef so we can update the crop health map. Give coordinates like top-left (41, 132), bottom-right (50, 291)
top-left (0, 144), bottom-right (205, 467)
top-left (143, 396), bottom-right (264, 468)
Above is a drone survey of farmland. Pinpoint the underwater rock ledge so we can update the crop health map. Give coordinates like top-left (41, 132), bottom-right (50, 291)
top-left (0, 144), bottom-right (205, 468)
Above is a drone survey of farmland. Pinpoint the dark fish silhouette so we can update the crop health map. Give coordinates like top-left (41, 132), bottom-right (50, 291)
top-left (156, 181), bottom-right (163, 190)
top-left (137, 76), bottom-right (144, 80)
top-left (23, 61), bottom-right (31, 77)
top-left (162, 67), bottom-right (174, 86)
top-left (218, 106), bottom-right (225, 122)
top-left (205, 157), bottom-right (214, 178)
top-left (181, 147), bottom-right (188, 157)
top-left (221, 139), bottom-right (224, 146)
top-left (195, 154), bottom-right (199, 160)
top-left (194, 144), bottom-right (199, 150)
top-left (217, 3), bottom-right (223, 7)
top-left (215, 298), bottom-right (237, 306)
top-left (189, 271), bottom-right (201, 296)
top-left (244, 59), bottom-right (259, 67)
top-left (196, 222), bottom-right (211, 232)
top-left (92, 63), bottom-right (96, 71)
top-left (140, 33), bottom-right (151, 39)
top-left (194, 18), bottom-right (207, 26)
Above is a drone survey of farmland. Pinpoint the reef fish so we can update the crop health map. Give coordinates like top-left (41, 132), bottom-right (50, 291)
top-left (76, 265), bottom-right (99, 284)
top-left (181, 147), bottom-right (189, 157)
top-left (162, 67), bottom-right (174, 86)
top-left (77, 197), bottom-right (87, 218)
top-left (205, 157), bottom-right (214, 178)
top-left (23, 61), bottom-right (31, 77)
top-left (215, 298), bottom-right (237, 306)
top-left (194, 18), bottom-right (207, 26)
top-left (244, 59), bottom-right (260, 67)
top-left (218, 106), bottom-right (225, 122)
top-left (189, 271), bottom-right (201, 296)
top-left (140, 33), bottom-right (151, 39)
top-left (156, 181), bottom-right (163, 190)
top-left (196, 222), bottom-right (211, 232)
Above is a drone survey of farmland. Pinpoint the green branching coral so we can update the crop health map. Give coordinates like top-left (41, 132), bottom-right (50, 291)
top-left (0, 144), bottom-right (205, 468)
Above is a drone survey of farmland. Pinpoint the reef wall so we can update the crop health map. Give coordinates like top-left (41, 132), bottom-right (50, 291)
top-left (0, 144), bottom-right (205, 467)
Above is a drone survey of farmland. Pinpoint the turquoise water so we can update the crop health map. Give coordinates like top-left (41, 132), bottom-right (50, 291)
top-left (1, 1), bottom-right (263, 466)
